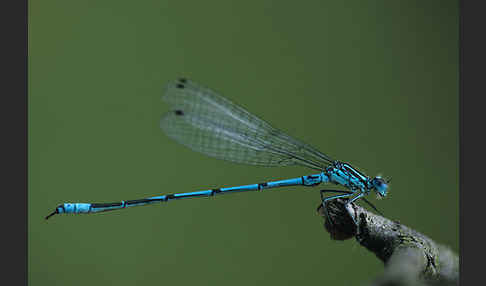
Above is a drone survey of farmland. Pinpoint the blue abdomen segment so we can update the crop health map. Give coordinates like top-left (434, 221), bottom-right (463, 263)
top-left (58, 203), bottom-right (92, 214)
top-left (46, 172), bottom-right (329, 219)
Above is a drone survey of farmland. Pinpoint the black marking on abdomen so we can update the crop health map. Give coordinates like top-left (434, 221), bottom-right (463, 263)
top-left (125, 198), bottom-right (162, 205)
top-left (184, 193), bottom-right (208, 198)
top-left (174, 110), bottom-right (184, 116)
top-left (258, 183), bottom-right (268, 190)
top-left (91, 202), bottom-right (124, 208)
top-left (211, 189), bottom-right (222, 196)
top-left (178, 78), bottom-right (187, 83)
top-left (176, 83), bottom-right (185, 89)
top-left (165, 194), bottom-right (176, 201)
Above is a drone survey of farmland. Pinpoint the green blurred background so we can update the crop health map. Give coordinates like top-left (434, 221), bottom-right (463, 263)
top-left (29, 0), bottom-right (458, 285)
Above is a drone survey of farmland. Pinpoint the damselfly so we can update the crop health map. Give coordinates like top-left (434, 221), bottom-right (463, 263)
top-left (46, 78), bottom-right (389, 220)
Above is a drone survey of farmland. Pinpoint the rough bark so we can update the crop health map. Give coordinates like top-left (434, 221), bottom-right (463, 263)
top-left (318, 199), bottom-right (459, 286)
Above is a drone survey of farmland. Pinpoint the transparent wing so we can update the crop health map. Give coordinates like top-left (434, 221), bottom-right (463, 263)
top-left (160, 78), bottom-right (334, 170)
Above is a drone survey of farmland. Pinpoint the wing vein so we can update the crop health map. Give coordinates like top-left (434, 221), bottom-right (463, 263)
top-left (160, 79), bottom-right (334, 169)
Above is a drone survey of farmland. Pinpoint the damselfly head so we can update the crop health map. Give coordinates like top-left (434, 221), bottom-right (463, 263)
top-left (371, 176), bottom-right (388, 198)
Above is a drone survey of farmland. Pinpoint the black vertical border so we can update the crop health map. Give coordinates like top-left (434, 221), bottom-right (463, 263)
top-left (459, 0), bottom-right (464, 283)
top-left (461, 1), bottom-right (485, 285)
top-left (0, 0), bottom-right (28, 284)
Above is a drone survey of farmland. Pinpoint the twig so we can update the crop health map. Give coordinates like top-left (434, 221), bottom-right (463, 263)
top-left (318, 199), bottom-right (459, 286)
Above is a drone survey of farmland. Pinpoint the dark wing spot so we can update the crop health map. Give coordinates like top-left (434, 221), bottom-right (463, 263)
top-left (176, 83), bottom-right (185, 89)
top-left (174, 110), bottom-right (184, 116)
top-left (178, 78), bottom-right (187, 83)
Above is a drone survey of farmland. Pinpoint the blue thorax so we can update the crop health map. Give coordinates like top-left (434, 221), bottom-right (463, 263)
top-left (325, 161), bottom-right (388, 197)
